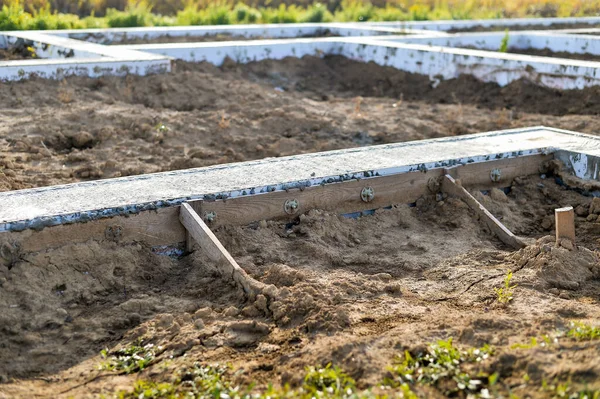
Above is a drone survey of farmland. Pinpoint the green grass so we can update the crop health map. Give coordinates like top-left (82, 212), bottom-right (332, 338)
top-left (115, 362), bottom-right (419, 399)
top-left (567, 321), bottom-right (600, 341)
top-left (499, 29), bottom-right (510, 52)
top-left (109, 336), bottom-right (600, 399)
top-left (386, 338), bottom-right (496, 397)
top-left (494, 270), bottom-right (517, 304)
top-left (100, 340), bottom-right (159, 374)
top-left (3, 0), bottom-right (600, 31)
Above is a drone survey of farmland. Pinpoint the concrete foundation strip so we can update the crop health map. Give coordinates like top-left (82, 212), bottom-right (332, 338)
top-left (4, 17), bottom-right (600, 88)
top-left (2, 126), bottom-right (600, 296)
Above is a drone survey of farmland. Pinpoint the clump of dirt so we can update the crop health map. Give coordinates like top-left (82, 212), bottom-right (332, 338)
top-left (215, 199), bottom-right (505, 333)
top-left (508, 235), bottom-right (600, 291)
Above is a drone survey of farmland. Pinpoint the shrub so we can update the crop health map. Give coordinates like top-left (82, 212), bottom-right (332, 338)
top-left (373, 5), bottom-right (409, 22)
top-left (260, 4), bottom-right (300, 24)
top-left (0, 0), bottom-right (31, 30)
top-left (233, 2), bottom-right (259, 23)
top-left (106, 0), bottom-right (154, 27)
top-left (203, 2), bottom-right (231, 25)
top-left (336, 0), bottom-right (375, 22)
top-left (302, 2), bottom-right (333, 22)
top-left (175, 2), bottom-right (203, 25)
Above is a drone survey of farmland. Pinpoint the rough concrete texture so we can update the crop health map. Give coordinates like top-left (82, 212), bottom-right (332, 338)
top-left (2, 126), bottom-right (600, 231)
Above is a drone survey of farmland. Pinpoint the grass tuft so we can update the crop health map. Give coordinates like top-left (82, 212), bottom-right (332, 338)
top-left (567, 321), bottom-right (600, 341)
top-left (495, 270), bottom-right (516, 304)
top-left (99, 340), bottom-right (159, 374)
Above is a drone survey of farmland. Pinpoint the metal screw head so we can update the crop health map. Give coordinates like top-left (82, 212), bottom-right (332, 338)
top-left (284, 199), bottom-right (299, 215)
top-left (205, 211), bottom-right (217, 222)
top-left (361, 187), bottom-right (375, 203)
top-left (490, 168), bottom-right (502, 182)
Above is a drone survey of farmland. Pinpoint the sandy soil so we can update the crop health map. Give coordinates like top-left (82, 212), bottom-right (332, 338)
top-left (1, 55), bottom-right (600, 398)
top-left (1, 177), bottom-right (599, 398)
top-left (2, 55), bottom-right (600, 193)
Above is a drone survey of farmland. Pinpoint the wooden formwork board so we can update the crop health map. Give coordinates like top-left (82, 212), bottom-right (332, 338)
top-left (0, 154), bottom-right (548, 253)
top-left (196, 154), bottom-right (550, 227)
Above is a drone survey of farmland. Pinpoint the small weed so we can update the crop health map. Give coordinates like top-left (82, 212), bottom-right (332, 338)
top-left (495, 270), bottom-right (517, 304)
top-left (100, 340), bottom-right (159, 374)
top-left (499, 29), bottom-right (510, 52)
top-left (542, 378), bottom-right (600, 399)
top-left (303, 363), bottom-right (355, 395)
top-left (387, 338), bottom-right (494, 396)
top-left (567, 321), bottom-right (600, 341)
top-left (156, 123), bottom-right (169, 133)
top-left (512, 334), bottom-right (556, 350)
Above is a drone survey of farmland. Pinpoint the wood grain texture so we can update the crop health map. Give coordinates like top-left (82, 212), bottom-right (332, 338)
top-left (195, 169), bottom-right (440, 227)
top-left (179, 202), bottom-right (266, 299)
top-left (555, 206), bottom-right (576, 243)
top-left (0, 156), bottom-right (546, 253)
top-left (441, 174), bottom-right (526, 249)
top-left (446, 154), bottom-right (551, 190)
top-left (0, 207), bottom-right (184, 253)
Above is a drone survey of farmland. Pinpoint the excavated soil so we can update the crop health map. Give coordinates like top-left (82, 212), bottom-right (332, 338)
top-left (507, 47), bottom-right (600, 62)
top-left (1, 185), bottom-right (599, 398)
top-left (1, 54), bottom-right (600, 398)
top-left (0, 48), bottom-right (37, 61)
top-left (2, 55), bottom-right (600, 192)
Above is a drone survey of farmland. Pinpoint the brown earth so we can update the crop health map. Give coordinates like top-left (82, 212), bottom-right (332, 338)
top-left (1, 55), bottom-right (600, 398)
top-left (1, 178), bottom-right (599, 398)
top-left (2, 55), bottom-right (600, 193)
top-left (0, 47), bottom-right (37, 61)
top-left (507, 47), bottom-right (600, 62)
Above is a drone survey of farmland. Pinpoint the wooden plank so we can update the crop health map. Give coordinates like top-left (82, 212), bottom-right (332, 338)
top-left (441, 174), bottom-right (526, 249)
top-left (446, 154), bottom-right (551, 190)
top-left (0, 207), bottom-right (185, 253)
top-left (555, 206), bottom-right (576, 244)
top-left (196, 169), bottom-right (440, 227)
top-left (0, 156), bottom-right (547, 253)
top-left (179, 202), bottom-right (266, 299)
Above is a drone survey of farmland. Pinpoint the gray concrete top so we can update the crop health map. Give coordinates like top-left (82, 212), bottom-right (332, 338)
top-left (1, 126), bottom-right (600, 232)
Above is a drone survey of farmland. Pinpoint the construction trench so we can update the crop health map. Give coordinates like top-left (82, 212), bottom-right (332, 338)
top-left (1, 17), bottom-right (600, 399)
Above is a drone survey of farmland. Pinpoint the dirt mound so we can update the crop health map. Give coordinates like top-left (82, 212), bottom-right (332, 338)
top-left (235, 55), bottom-right (600, 116)
top-left (509, 235), bottom-right (600, 290)
top-left (0, 240), bottom-right (240, 379)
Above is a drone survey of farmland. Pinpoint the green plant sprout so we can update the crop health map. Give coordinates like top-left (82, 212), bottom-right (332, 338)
top-left (495, 270), bottom-right (516, 304)
top-left (499, 29), bottom-right (510, 52)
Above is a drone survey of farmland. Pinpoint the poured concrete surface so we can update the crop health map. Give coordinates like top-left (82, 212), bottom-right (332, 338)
top-left (1, 126), bottom-right (600, 232)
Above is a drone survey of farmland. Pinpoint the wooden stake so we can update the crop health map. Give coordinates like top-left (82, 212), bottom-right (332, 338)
top-left (179, 202), bottom-right (266, 299)
top-left (555, 206), bottom-right (575, 244)
top-left (441, 174), bottom-right (526, 250)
